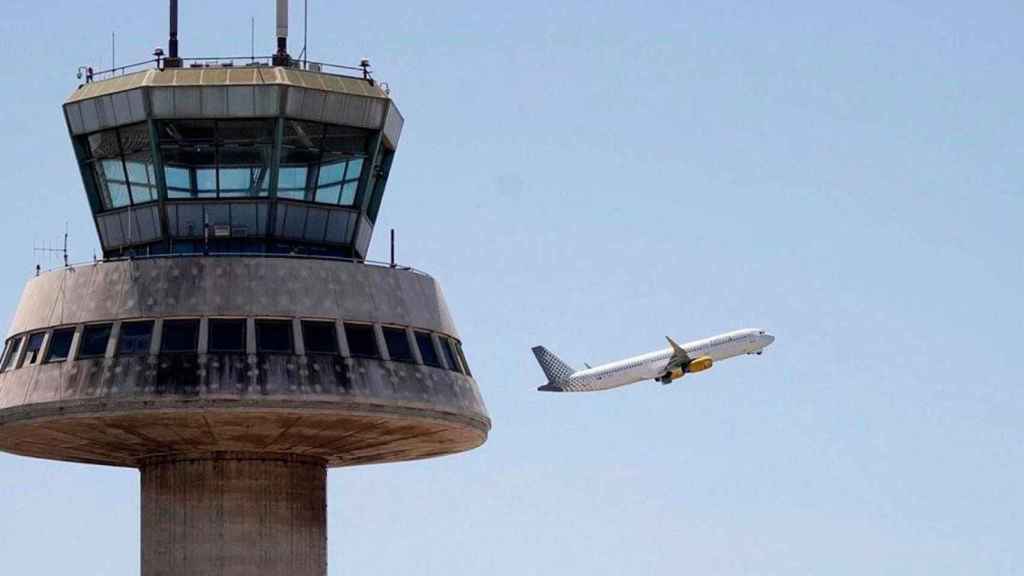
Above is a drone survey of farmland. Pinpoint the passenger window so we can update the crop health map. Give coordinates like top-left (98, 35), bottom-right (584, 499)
top-left (209, 319), bottom-right (247, 353)
top-left (118, 321), bottom-right (154, 355)
top-left (45, 328), bottom-right (77, 363)
top-left (344, 323), bottom-right (379, 358)
top-left (255, 320), bottom-right (292, 353)
top-left (79, 324), bottom-right (113, 358)
top-left (302, 321), bottom-right (338, 355)
top-left (21, 333), bottom-right (46, 366)
top-left (415, 331), bottom-right (441, 368)
top-left (381, 327), bottom-right (415, 363)
top-left (161, 319), bottom-right (200, 353)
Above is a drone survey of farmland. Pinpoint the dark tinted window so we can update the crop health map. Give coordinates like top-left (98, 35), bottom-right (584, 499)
top-left (415, 332), bottom-right (441, 368)
top-left (45, 328), bottom-right (76, 363)
top-left (161, 319), bottom-right (200, 353)
top-left (455, 341), bottom-right (472, 377)
top-left (79, 324), bottom-right (112, 358)
top-left (0, 338), bottom-right (11, 368)
top-left (344, 323), bottom-right (379, 358)
top-left (209, 319), bottom-right (247, 353)
top-left (302, 321), bottom-right (338, 355)
top-left (22, 333), bottom-right (46, 366)
top-left (382, 327), bottom-right (415, 363)
top-left (256, 320), bottom-right (292, 353)
top-left (118, 321), bottom-right (154, 355)
top-left (441, 337), bottom-right (462, 373)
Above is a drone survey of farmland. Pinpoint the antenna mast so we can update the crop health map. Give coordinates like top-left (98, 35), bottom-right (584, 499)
top-left (273, 0), bottom-right (291, 66)
top-left (167, 0), bottom-right (182, 67)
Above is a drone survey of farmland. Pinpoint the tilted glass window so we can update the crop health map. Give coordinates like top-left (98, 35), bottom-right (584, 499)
top-left (344, 323), bottom-right (379, 358)
top-left (302, 321), bottom-right (338, 355)
top-left (0, 337), bottom-right (21, 371)
top-left (455, 341), bottom-right (473, 377)
top-left (381, 326), bottom-right (415, 363)
top-left (441, 337), bottom-right (462, 374)
top-left (19, 333), bottom-right (46, 367)
top-left (209, 319), bottom-right (247, 353)
top-left (159, 120), bottom-right (273, 199)
top-left (119, 123), bottom-right (158, 205)
top-left (256, 320), bottom-right (293, 353)
top-left (161, 319), bottom-right (200, 353)
top-left (79, 324), bottom-right (112, 358)
top-left (118, 321), bottom-right (154, 355)
top-left (414, 332), bottom-right (441, 368)
top-left (45, 328), bottom-right (76, 363)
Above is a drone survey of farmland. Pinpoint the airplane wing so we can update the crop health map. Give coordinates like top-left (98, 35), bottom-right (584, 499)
top-left (664, 336), bottom-right (692, 371)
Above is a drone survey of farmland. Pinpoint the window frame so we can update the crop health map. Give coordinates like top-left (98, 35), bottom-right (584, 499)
top-left (208, 318), bottom-right (248, 354)
top-left (77, 323), bottom-right (113, 359)
top-left (255, 319), bottom-right (294, 354)
top-left (381, 326), bottom-right (416, 364)
top-left (160, 319), bottom-right (201, 354)
top-left (44, 327), bottom-right (77, 364)
top-left (414, 331), bottom-right (442, 368)
top-left (343, 322), bottom-right (380, 359)
top-left (117, 320), bottom-right (155, 356)
top-left (301, 320), bottom-right (339, 356)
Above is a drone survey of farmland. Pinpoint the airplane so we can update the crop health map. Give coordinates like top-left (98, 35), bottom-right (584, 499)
top-left (533, 328), bottom-right (775, 392)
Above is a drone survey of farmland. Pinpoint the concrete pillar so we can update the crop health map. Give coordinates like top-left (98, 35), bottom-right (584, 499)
top-left (140, 453), bottom-right (327, 576)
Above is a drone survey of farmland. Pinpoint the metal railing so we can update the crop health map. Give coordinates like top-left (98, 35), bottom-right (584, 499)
top-left (79, 55), bottom-right (373, 84)
top-left (37, 252), bottom-right (428, 278)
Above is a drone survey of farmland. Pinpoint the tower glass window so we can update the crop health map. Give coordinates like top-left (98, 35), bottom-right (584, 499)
top-left (79, 324), bottom-right (112, 358)
top-left (381, 327), bottom-right (415, 363)
top-left (344, 323), bottom-right (379, 358)
top-left (256, 320), bottom-right (293, 353)
top-left (45, 328), bottom-right (76, 363)
top-left (161, 319), bottom-right (200, 353)
top-left (302, 321), bottom-right (338, 355)
top-left (118, 321), bottom-right (154, 355)
top-left (21, 333), bottom-right (46, 367)
top-left (455, 341), bottom-right (472, 377)
top-left (159, 120), bottom-right (273, 199)
top-left (0, 337), bottom-right (21, 371)
top-left (442, 337), bottom-right (462, 374)
top-left (209, 319), bottom-right (247, 353)
top-left (414, 332), bottom-right (441, 368)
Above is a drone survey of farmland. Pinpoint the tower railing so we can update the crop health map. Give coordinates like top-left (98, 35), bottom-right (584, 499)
top-left (81, 56), bottom-right (371, 84)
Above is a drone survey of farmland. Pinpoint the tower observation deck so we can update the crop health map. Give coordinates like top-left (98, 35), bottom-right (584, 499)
top-left (0, 3), bottom-right (489, 575)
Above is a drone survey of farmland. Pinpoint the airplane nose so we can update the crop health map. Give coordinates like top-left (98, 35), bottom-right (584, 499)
top-left (765, 334), bottom-right (775, 345)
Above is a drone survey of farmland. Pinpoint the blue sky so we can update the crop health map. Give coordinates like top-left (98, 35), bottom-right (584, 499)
top-left (0, 1), bottom-right (1021, 574)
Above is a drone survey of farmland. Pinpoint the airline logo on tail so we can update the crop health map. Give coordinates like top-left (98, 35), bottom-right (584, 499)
top-left (531, 346), bottom-right (574, 392)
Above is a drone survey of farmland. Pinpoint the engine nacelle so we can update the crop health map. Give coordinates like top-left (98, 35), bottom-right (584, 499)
top-left (685, 356), bottom-right (714, 373)
top-left (659, 367), bottom-right (685, 384)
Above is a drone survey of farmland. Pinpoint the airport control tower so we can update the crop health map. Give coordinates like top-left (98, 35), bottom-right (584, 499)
top-left (0, 2), bottom-right (489, 574)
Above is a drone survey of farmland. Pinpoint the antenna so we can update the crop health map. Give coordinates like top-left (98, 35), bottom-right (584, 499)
top-left (33, 223), bottom-right (71, 271)
top-left (273, 0), bottom-right (291, 66)
top-left (112, 32), bottom-right (116, 71)
top-left (167, 0), bottom-right (182, 68)
top-left (302, 0), bottom-right (308, 66)
top-left (251, 16), bottom-right (255, 62)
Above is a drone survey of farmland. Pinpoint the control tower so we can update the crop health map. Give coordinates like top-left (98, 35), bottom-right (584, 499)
top-left (0, 2), bottom-right (489, 575)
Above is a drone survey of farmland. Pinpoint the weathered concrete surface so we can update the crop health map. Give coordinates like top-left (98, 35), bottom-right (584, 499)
top-left (7, 257), bottom-right (457, 337)
top-left (141, 453), bottom-right (327, 576)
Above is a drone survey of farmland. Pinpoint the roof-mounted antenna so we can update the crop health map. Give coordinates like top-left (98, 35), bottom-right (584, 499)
top-left (166, 0), bottom-right (182, 68)
top-left (273, 0), bottom-right (292, 66)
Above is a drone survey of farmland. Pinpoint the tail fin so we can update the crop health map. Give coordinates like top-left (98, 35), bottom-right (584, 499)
top-left (532, 346), bottom-right (575, 385)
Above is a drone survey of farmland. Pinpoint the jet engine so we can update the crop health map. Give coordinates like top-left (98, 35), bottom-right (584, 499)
top-left (685, 356), bottom-right (714, 373)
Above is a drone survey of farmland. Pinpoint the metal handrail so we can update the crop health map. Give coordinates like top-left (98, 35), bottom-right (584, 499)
top-left (82, 55), bottom-right (372, 84)
top-left (38, 252), bottom-right (428, 278)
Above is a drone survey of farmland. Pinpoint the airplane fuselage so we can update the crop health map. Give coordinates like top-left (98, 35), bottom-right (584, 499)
top-left (538, 328), bottom-right (774, 393)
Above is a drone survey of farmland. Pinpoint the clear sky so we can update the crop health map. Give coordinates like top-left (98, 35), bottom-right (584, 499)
top-left (0, 1), bottom-right (1021, 574)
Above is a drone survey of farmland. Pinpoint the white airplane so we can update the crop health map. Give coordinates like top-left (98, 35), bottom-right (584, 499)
top-left (533, 328), bottom-right (775, 392)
